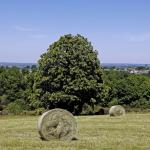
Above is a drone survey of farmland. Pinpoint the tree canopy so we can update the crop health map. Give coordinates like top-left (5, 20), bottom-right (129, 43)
top-left (104, 70), bottom-right (150, 108)
top-left (34, 34), bottom-right (106, 114)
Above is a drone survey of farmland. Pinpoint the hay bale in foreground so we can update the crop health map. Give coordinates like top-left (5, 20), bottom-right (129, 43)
top-left (38, 108), bottom-right (77, 141)
top-left (109, 105), bottom-right (125, 117)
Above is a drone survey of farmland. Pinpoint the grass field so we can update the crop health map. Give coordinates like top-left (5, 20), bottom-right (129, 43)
top-left (0, 113), bottom-right (150, 150)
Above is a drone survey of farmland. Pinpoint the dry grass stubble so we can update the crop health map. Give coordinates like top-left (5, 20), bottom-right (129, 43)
top-left (0, 113), bottom-right (150, 150)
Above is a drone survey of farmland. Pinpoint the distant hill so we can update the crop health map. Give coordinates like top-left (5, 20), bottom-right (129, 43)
top-left (0, 62), bottom-right (36, 69)
top-left (102, 63), bottom-right (150, 68)
top-left (0, 62), bottom-right (150, 69)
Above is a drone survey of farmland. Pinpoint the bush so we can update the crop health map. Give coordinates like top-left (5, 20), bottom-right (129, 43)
top-left (6, 99), bottom-right (28, 115)
top-left (131, 98), bottom-right (150, 109)
top-left (108, 98), bottom-right (119, 107)
top-left (93, 105), bottom-right (101, 114)
top-left (81, 104), bottom-right (94, 115)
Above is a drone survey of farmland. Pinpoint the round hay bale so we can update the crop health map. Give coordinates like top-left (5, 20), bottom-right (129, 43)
top-left (38, 108), bottom-right (77, 141)
top-left (109, 105), bottom-right (125, 117)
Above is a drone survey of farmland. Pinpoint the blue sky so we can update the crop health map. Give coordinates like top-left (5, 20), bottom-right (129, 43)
top-left (0, 0), bottom-right (150, 64)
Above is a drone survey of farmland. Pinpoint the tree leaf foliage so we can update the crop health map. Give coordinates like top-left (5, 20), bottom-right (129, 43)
top-left (35, 34), bottom-right (105, 114)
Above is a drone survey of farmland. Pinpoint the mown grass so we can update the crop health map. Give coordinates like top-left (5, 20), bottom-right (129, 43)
top-left (0, 113), bottom-right (150, 150)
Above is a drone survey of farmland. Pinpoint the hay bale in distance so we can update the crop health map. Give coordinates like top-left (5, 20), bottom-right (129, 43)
top-left (38, 108), bottom-right (77, 141)
top-left (109, 105), bottom-right (125, 117)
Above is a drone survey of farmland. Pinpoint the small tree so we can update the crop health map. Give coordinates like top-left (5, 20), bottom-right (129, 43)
top-left (34, 34), bottom-right (106, 114)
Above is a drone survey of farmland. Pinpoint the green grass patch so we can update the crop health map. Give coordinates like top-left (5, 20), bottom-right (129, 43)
top-left (0, 114), bottom-right (150, 150)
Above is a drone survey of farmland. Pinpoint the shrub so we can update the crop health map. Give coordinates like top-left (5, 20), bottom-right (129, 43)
top-left (108, 98), bottom-right (119, 107)
top-left (131, 98), bottom-right (150, 109)
top-left (6, 99), bottom-right (27, 115)
top-left (81, 104), bottom-right (94, 115)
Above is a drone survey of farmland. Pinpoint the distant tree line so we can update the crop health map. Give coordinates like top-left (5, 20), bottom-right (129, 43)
top-left (0, 34), bottom-right (150, 115)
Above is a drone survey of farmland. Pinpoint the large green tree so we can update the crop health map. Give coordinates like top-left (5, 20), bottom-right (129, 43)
top-left (33, 34), bottom-right (106, 114)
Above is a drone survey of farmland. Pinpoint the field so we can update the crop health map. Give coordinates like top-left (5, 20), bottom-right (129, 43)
top-left (0, 113), bottom-right (150, 150)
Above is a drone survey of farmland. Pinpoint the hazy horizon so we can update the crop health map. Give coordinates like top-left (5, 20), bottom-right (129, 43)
top-left (1, 62), bottom-right (150, 65)
top-left (0, 0), bottom-right (150, 64)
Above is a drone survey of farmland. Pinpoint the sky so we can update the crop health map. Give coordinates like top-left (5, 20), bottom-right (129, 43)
top-left (0, 0), bottom-right (150, 64)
